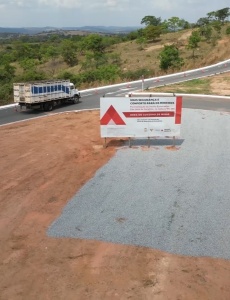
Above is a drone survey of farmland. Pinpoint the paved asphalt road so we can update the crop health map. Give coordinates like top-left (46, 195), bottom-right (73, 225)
top-left (1, 60), bottom-right (230, 126)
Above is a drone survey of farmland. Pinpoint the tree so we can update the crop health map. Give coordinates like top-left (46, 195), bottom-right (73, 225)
top-left (81, 34), bottom-right (106, 54)
top-left (160, 20), bottom-right (170, 33)
top-left (61, 40), bottom-right (78, 66)
top-left (207, 11), bottom-right (216, 21)
top-left (213, 7), bottom-right (230, 23)
top-left (13, 41), bottom-right (42, 60)
top-left (13, 42), bottom-right (32, 60)
top-left (143, 25), bottom-right (162, 42)
top-left (199, 25), bottom-right (212, 41)
top-left (45, 45), bottom-right (60, 59)
top-left (196, 17), bottom-right (210, 27)
top-left (0, 52), bottom-right (14, 64)
top-left (187, 31), bottom-right (201, 58)
top-left (81, 52), bottom-right (108, 70)
top-left (136, 36), bottom-right (147, 50)
top-left (0, 83), bottom-right (13, 105)
top-left (166, 17), bottom-right (185, 31)
top-left (226, 26), bottom-right (230, 35)
top-left (127, 30), bottom-right (140, 40)
top-left (44, 45), bottom-right (61, 76)
top-left (141, 16), bottom-right (161, 26)
top-left (181, 20), bottom-right (191, 29)
top-left (0, 63), bottom-right (15, 82)
top-left (19, 58), bottom-right (39, 71)
top-left (207, 8), bottom-right (230, 23)
top-left (159, 44), bottom-right (184, 71)
top-left (212, 20), bottom-right (222, 35)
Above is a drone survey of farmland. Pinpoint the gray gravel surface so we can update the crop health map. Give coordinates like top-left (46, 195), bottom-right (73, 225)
top-left (47, 109), bottom-right (230, 259)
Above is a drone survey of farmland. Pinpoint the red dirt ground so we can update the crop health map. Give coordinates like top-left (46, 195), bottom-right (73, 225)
top-left (0, 110), bottom-right (230, 300)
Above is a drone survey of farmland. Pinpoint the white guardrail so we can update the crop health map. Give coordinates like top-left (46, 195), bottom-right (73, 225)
top-left (1, 58), bottom-right (230, 110)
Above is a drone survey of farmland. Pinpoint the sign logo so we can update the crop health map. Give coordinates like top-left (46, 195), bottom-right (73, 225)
top-left (100, 105), bottom-right (126, 125)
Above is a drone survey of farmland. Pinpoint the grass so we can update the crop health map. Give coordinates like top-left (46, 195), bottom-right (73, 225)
top-left (149, 78), bottom-right (211, 94)
top-left (148, 74), bottom-right (230, 96)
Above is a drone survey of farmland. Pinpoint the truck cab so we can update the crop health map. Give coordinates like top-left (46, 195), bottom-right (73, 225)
top-left (69, 83), bottom-right (81, 103)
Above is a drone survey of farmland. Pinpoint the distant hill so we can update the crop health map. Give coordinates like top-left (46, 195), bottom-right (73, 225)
top-left (0, 26), bottom-right (141, 35)
top-left (62, 26), bottom-right (142, 34)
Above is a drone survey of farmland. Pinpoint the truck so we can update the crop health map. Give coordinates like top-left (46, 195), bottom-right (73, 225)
top-left (13, 79), bottom-right (81, 111)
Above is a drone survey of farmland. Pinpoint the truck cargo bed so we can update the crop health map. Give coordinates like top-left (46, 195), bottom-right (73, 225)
top-left (14, 80), bottom-right (71, 104)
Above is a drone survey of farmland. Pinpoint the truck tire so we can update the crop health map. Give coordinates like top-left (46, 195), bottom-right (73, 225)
top-left (43, 101), bottom-right (54, 111)
top-left (73, 95), bottom-right (80, 104)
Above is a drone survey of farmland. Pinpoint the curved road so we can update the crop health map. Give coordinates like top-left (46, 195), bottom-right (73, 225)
top-left (1, 60), bottom-right (230, 126)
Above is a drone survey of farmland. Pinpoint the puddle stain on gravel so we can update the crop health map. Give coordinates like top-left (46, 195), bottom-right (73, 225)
top-left (115, 217), bottom-right (127, 223)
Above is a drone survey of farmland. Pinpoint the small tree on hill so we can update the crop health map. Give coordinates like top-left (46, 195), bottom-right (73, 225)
top-left (159, 44), bottom-right (184, 72)
top-left (199, 25), bottom-right (212, 41)
top-left (187, 30), bottom-right (201, 58)
top-left (143, 25), bottom-right (162, 42)
top-left (166, 17), bottom-right (185, 31)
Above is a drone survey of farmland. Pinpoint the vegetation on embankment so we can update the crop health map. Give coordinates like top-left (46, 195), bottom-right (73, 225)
top-left (0, 6), bottom-right (230, 105)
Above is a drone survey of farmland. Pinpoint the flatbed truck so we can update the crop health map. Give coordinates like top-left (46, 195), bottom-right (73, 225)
top-left (13, 79), bottom-right (81, 111)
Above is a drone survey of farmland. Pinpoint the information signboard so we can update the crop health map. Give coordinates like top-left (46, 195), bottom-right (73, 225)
top-left (100, 96), bottom-right (182, 138)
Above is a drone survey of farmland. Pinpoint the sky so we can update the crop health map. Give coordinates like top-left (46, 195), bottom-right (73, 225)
top-left (0, 0), bottom-right (229, 28)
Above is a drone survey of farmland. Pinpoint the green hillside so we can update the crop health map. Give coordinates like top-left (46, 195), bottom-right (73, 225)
top-left (0, 7), bottom-right (230, 105)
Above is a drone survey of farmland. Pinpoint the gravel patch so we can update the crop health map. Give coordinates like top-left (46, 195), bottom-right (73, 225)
top-left (47, 109), bottom-right (230, 259)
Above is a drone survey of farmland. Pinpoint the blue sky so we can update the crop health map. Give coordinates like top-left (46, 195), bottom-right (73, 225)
top-left (0, 0), bottom-right (229, 27)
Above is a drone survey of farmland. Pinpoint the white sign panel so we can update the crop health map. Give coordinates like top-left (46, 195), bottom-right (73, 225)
top-left (100, 97), bottom-right (182, 138)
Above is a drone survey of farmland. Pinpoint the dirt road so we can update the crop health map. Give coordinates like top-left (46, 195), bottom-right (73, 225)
top-left (0, 110), bottom-right (230, 300)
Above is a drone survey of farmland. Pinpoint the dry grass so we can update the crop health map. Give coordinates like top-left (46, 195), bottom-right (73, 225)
top-left (148, 73), bottom-right (230, 96)
top-left (106, 26), bottom-right (230, 76)
top-left (69, 27), bottom-right (229, 89)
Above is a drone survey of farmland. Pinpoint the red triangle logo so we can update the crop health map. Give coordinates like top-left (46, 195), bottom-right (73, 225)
top-left (100, 105), bottom-right (126, 125)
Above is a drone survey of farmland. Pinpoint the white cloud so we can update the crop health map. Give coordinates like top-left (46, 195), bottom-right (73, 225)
top-left (0, 0), bottom-right (229, 27)
top-left (1, 0), bottom-right (35, 8)
top-left (37, 0), bottom-right (131, 10)
top-left (151, 0), bottom-right (175, 11)
top-left (38, 0), bottom-right (81, 8)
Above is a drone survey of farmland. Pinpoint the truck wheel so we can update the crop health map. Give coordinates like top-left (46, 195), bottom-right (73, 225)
top-left (73, 95), bottom-right (80, 104)
top-left (43, 102), bottom-right (54, 111)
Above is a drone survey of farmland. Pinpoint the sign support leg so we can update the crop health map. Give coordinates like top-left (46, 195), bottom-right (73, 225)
top-left (129, 137), bottom-right (131, 148)
top-left (104, 137), bottom-right (107, 148)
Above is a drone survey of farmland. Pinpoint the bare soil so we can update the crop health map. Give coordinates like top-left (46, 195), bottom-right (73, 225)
top-left (0, 110), bottom-right (230, 300)
top-left (210, 74), bottom-right (230, 96)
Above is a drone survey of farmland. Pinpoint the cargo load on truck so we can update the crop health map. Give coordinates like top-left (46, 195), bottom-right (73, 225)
top-left (13, 79), bottom-right (81, 111)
